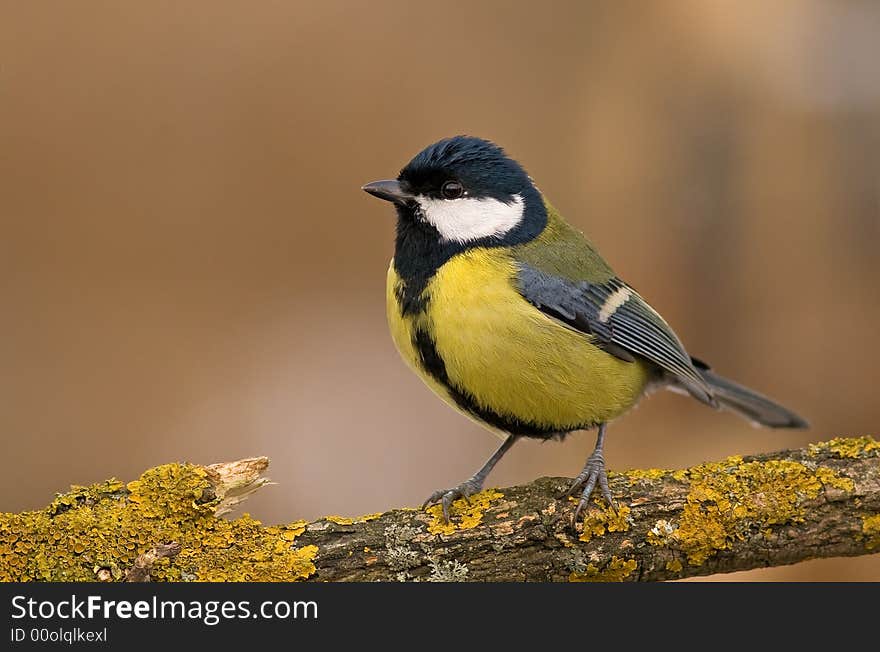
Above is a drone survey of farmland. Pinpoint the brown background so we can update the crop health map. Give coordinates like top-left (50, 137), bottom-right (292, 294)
top-left (2, 1), bottom-right (879, 580)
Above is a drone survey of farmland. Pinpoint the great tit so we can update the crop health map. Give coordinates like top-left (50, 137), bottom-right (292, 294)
top-left (363, 136), bottom-right (807, 524)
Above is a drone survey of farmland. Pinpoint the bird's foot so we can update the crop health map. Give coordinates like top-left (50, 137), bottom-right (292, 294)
top-left (423, 477), bottom-right (484, 523)
top-left (562, 451), bottom-right (617, 526)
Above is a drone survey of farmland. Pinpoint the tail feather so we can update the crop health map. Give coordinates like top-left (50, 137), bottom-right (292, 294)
top-left (695, 365), bottom-right (808, 429)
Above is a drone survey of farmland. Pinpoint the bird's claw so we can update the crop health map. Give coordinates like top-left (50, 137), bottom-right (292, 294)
top-left (423, 479), bottom-right (481, 523)
top-left (564, 454), bottom-right (616, 527)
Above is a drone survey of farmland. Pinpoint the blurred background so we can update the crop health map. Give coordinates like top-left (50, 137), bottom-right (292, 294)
top-left (2, 1), bottom-right (878, 580)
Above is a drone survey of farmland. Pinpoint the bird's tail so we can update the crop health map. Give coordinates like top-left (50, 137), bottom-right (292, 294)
top-left (695, 363), bottom-right (808, 429)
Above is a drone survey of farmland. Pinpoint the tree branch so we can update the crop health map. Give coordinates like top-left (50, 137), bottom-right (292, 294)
top-left (1, 437), bottom-right (878, 581)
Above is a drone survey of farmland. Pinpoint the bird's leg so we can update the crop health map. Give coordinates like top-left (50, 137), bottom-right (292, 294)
top-left (564, 423), bottom-right (616, 524)
top-left (423, 435), bottom-right (518, 523)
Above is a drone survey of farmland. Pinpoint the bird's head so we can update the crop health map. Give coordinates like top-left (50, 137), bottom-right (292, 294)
top-left (363, 136), bottom-right (546, 247)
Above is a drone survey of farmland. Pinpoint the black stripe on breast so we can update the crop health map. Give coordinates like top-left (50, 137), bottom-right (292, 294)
top-left (394, 280), bottom-right (429, 317)
top-left (412, 328), bottom-right (582, 439)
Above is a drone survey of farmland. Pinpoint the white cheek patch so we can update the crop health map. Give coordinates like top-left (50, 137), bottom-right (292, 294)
top-left (416, 194), bottom-right (525, 243)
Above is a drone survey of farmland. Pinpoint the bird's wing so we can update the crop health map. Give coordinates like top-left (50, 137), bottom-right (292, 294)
top-left (516, 263), bottom-right (716, 405)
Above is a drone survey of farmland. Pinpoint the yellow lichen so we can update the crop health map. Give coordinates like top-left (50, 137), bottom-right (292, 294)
top-left (324, 512), bottom-right (383, 526)
top-left (646, 519), bottom-right (676, 546)
top-left (626, 468), bottom-right (668, 484)
top-left (814, 467), bottom-right (855, 492)
top-left (862, 515), bottom-right (880, 551)
top-left (578, 503), bottom-right (631, 543)
top-left (671, 469), bottom-right (689, 482)
top-left (569, 556), bottom-right (638, 582)
top-left (808, 436), bottom-right (880, 459)
top-left (670, 456), bottom-right (852, 567)
top-left (282, 520), bottom-right (308, 539)
top-left (0, 464), bottom-right (318, 582)
top-left (426, 490), bottom-right (503, 536)
top-left (665, 559), bottom-right (683, 573)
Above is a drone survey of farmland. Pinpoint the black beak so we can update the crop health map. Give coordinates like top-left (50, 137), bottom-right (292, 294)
top-left (361, 179), bottom-right (415, 205)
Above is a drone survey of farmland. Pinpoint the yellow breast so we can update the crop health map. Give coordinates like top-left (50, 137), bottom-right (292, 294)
top-left (386, 249), bottom-right (651, 436)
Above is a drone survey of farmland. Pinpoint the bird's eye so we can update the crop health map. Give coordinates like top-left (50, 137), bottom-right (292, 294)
top-left (441, 180), bottom-right (464, 199)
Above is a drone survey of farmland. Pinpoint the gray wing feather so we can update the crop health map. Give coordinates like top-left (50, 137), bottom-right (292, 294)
top-left (516, 264), bottom-right (715, 405)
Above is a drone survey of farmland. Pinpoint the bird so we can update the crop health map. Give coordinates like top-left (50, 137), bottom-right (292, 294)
top-left (362, 135), bottom-right (808, 525)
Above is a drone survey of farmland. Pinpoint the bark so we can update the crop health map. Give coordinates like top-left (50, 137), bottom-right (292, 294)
top-left (1, 437), bottom-right (878, 581)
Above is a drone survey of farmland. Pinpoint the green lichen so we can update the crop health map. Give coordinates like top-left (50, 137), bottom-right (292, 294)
top-left (0, 464), bottom-right (317, 582)
top-left (808, 436), bottom-right (880, 459)
top-left (427, 558), bottom-right (469, 581)
top-left (577, 502), bottom-right (631, 543)
top-left (383, 523), bottom-right (422, 572)
top-left (569, 556), bottom-right (638, 582)
top-left (426, 490), bottom-right (504, 536)
top-left (862, 515), bottom-right (880, 551)
top-left (670, 456), bottom-right (853, 567)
